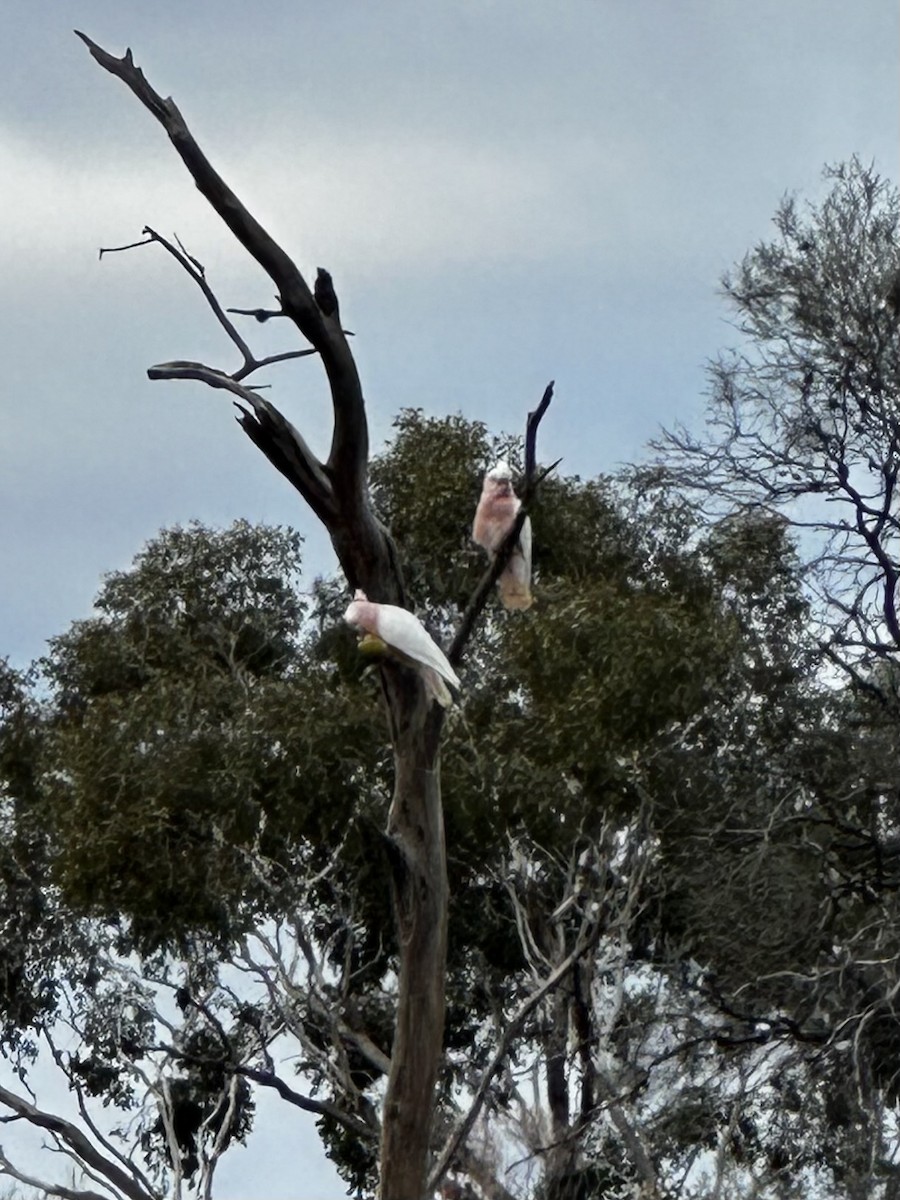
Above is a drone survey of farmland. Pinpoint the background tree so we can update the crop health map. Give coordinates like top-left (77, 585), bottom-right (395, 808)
top-left (627, 154), bottom-right (900, 1199)
top-left (2, 33), bottom-right (900, 1198)
top-left (651, 157), bottom-right (900, 669)
top-left (4, 396), bottom-right (900, 1196)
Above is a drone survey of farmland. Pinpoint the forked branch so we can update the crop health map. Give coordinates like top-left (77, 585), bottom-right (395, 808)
top-left (0, 1083), bottom-right (155, 1200)
top-left (428, 916), bottom-right (600, 1194)
top-left (100, 228), bottom-right (322, 380)
top-left (76, 31), bottom-right (370, 506)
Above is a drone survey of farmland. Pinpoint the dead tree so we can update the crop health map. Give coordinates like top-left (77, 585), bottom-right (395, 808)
top-left (76, 33), bottom-right (551, 1200)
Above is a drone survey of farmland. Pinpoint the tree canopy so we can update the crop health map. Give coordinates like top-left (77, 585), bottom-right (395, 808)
top-left (2, 133), bottom-right (900, 1200)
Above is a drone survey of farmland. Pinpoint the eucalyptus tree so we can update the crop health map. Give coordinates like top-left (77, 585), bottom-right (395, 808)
top-left (5, 29), bottom-right (900, 1195)
top-left (18, 31), bottom-right (553, 1200)
top-left (650, 157), bottom-right (900, 671)
top-left (3, 421), bottom-right (900, 1197)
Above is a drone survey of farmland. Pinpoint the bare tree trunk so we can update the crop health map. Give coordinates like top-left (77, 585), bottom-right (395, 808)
top-left (76, 37), bottom-right (551, 1199)
top-left (380, 698), bottom-right (448, 1198)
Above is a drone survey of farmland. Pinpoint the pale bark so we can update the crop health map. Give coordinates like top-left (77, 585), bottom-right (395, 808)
top-left (0, 1082), bottom-right (156, 1200)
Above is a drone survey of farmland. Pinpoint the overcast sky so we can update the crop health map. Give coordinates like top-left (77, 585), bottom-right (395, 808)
top-left (0, 1), bottom-right (897, 1195)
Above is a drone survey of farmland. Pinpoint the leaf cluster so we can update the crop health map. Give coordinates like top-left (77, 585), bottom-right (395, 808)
top-left (4, 156), bottom-right (900, 1190)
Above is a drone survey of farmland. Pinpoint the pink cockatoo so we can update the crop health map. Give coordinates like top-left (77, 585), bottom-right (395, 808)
top-left (343, 590), bottom-right (461, 708)
top-left (472, 461), bottom-right (533, 610)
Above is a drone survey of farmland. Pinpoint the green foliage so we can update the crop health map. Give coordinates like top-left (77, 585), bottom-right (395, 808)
top-left (369, 409), bottom-right (518, 607)
top-left (653, 157), bottom-right (900, 661)
top-left (0, 662), bottom-right (68, 1046)
top-left (27, 521), bottom-right (392, 954)
top-left (7, 415), bottom-right (777, 1192)
top-left (0, 414), bottom-right (839, 1128)
top-left (4, 172), bottom-right (900, 1194)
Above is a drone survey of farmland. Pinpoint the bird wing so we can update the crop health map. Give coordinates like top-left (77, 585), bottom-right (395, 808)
top-left (472, 489), bottom-right (520, 555)
top-left (518, 514), bottom-right (532, 572)
top-left (472, 489), bottom-right (499, 552)
top-left (497, 515), bottom-right (533, 610)
top-left (376, 606), bottom-right (461, 690)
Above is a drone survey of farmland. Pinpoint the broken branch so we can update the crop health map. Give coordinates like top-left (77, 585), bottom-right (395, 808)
top-left (77, 31), bottom-right (370, 498)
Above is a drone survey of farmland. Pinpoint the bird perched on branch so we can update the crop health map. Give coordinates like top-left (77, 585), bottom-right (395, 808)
top-left (343, 591), bottom-right (460, 708)
top-left (472, 461), bottom-right (533, 610)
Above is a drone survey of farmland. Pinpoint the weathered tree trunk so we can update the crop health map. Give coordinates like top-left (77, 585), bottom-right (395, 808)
top-left (379, 693), bottom-right (448, 1198)
top-left (78, 37), bottom-right (550, 1199)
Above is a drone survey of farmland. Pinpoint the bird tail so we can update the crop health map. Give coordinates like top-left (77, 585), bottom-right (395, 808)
top-left (423, 668), bottom-right (454, 708)
top-left (498, 556), bottom-right (533, 610)
top-left (499, 580), bottom-right (533, 610)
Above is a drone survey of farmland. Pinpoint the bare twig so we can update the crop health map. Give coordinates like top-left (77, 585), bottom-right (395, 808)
top-left (0, 1084), bottom-right (155, 1200)
top-left (228, 305), bottom-right (356, 338)
top-left (227, 306), bottom-right (287, 322)
top-left (0, 1148), bottom-right (119, 1200)
top-left (103, 228), bottom-right (323, 375)
top-left (428, 919), bottom-right (599, 1194)
top-left (525, 381), bottom-right (555, 483)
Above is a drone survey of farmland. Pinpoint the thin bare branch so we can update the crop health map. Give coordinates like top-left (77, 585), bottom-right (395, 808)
top-left (228, 305), bottom-right (356, 338)
top-left (0, 1148), bottom-right (119, 1200)
top-left (45, 1033), bottom-right (156, 1200)
top-left (99, 236), bottom-right (155, 256)
top-left (135, 227), bottom-right (256, 365)
top-left (76, 32), bottom-right (370, 500)
top-left (226, 306), bottom-right (288, 322)
top-left (428, 921), bottom-right (600, 1194)
top-left (237, 348), bottom-right (321, 378)
top-left (106, 226), bottom-right (324, 382)
top-left (0, 1084), bottom-right (155, 1200)
top-left (234, 1063), bottom-right (377, 1140)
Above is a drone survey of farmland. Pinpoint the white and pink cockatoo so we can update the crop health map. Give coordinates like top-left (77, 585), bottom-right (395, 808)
top-left (343, 590), bottom-right (461, 708)
top-left (472, 461), bottom-right (533, 610)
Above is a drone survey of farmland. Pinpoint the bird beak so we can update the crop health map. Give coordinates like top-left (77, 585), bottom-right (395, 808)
top-left (358, 633), bottom-right (389, 658)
